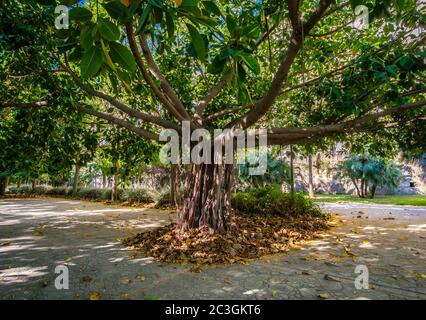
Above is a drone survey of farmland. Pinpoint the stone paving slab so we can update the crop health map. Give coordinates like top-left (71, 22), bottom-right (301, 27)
top-left (0, 198), bottom-right (425, 300)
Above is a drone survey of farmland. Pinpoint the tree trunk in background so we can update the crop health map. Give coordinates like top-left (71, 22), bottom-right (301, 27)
top-left (289, 145), bottom-right (295, 194)
top-left (308, 155), bottom-right (314, 198)
top-left (352, 178), bottom-right (361, 197)
top-left (370, 184), bottom-right (377, 199)
top-left (17, 179), bottom-right (21, 188)
top-left (315, 154), bottom-right (321, 174)
top-left (111, 161), bottom-right (119, 201)
top-left (170, 164), bottom-right (178, 207)
top-left (102, 174), bottom-right (107, 189)
top-left (179, 164), bottom-right (234, 233)
top-left (364, 180), bottom-right (368, 198)
top-left (72, 165), bottom-right (80, 196)
top-left (32, 179), bottom-right (36, 191)
top-left (0, 177), bottom-right (7, 195)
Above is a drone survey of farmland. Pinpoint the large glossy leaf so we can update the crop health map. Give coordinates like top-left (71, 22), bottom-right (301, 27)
top-left (202, 1), bottom-right (221, 16)
top-left (80, 46), bottom-right (103, 78)
top-left (109, 42), bottom-right (137, 73)
top-left (237, 52), bottom-right (260, 75)
top-left (69, 7), bottom-right (93, 23)
top-left (102, 0), bottom-right (128, 20)
top-left (186, 23), bottom-right (206, 61)
top-left (98, 19), bottom-right (120, 41)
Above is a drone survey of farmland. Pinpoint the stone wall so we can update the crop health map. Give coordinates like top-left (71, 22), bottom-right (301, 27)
top-left (284, 151), bottom-right (426, 195)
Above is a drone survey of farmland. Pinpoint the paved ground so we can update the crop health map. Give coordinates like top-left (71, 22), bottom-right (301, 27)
top-left (0, 198), bottom-right (425, 300)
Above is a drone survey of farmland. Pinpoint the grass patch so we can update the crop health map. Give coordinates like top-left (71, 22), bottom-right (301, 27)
top-left (313, 194), bottom-right (426, 206)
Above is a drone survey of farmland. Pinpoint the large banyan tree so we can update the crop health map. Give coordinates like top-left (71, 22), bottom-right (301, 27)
top-left (0, 0), bottom-right (425, 232)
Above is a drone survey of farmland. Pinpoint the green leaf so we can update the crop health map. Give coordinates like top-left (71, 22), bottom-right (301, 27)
top-left (181, 0), bottom-right (198, 7)
top-left (208, 56), bottom-right (226, 74)
top-left (165, 12), bottom-right (175, 38)
top-left (238, 52), bottom-right (260, 75)
top-left (80, 46), bottom-right (103, 79)
top-left (98, 19), bottom-right (120, 41)
top-left (136, 4), bottom-right (152, 33)
top-left (102, 0), bottom-right (127, 20)
top-left (226, 16), bottom-right (237, 37)
top-left (109, 42), bottom-right (137, 73)
top-left (148, 0), bottom-right (163, 8)
top-left (69, 7), bottom-right (93, 23)
top-left (385, 64), bottom-right (399, 76)
top-left (202, 1), bottom-right (221, 16)
top-left (80, 25), bottom-right (95, 50)
top-left (63, 0), bottom-right (79, 5)
top-left (186, 23), bottom-right (206, 61)
top-left (34, 0), bottom-right (56, 5)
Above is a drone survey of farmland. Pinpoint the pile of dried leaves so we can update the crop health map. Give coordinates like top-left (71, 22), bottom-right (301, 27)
top-left (123, 213), bottom-right (330, 265)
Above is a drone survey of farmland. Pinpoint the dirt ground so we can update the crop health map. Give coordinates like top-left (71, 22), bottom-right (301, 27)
top-left (0, 198), bottom-right (425, 300)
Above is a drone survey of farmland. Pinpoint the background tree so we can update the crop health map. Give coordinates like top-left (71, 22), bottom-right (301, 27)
top-left (340, 153), bottom-right (402, 198)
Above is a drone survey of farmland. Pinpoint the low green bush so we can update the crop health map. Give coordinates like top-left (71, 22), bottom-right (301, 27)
top-left (6, 186), bottom-right (20, 194)
top-left (6, 185), bottom-right (33, 194)
top-left (232, 185), bottom-right (323, 217)
top-left (153, 187), bottom-right (172, 207)
top-left (34, 185), bottom-right (52, 194)
top-left (122, 188), bottom-right (154, 204)
top-left (76, 188), bottom-right (107, 200)
top-left (45, 187), bottom-right (70, 196)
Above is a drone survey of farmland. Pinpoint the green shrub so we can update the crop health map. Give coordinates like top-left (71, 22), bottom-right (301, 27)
top-left (232, 185), bottom-right (323, 217)
top-left (153, 187), bottom-right (172, 207)
top-left (101, 189), bottom-right (112, 200)
top-left (34, 185), bottom-right (52, 194)
top-left (45, 187), bottom-right (70, 196)
top-left (6, 186), bottom-right (20, 194)
top-left (122, 188), bottom-right (154, 204)
top-left (76, 188), bottom-right (106, 200)
top-left (9, 185), bottom-right (33, 194)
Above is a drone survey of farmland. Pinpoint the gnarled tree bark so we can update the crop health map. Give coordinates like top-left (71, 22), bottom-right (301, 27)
top-left (179, 164), bottom-right (234, 233)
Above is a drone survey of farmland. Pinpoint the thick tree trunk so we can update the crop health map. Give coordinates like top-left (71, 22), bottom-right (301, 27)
top-left (179, 164), bottom-right (234, 234)
top-left (72, 165), bottom-right (80, 196)
top-left (32, 179), bottom-right (36, 192)
top-left (308, 155), bottom-right (314, 198)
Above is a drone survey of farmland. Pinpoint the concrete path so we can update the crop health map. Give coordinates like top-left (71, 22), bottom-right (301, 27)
top-left (0, 198), bottom-right (425, 300)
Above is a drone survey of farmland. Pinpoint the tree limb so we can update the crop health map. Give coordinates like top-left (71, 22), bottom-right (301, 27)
top-left (229, 0), bottom-right (333, 129)
top-left (76, 105), bottom-right (160, 141)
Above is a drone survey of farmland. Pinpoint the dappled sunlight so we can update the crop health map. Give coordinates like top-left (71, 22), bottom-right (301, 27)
top-left (406, 224), bottom-right (426, 232)
top-left (243, 288), bottom-right (266, 296)
top-left (0, 266), bottom-right (48, 285)
top-left (1, 198), bottom-right (425, 299)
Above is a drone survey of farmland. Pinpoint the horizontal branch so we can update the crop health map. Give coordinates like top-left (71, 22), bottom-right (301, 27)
top-left (0, 101), bottom-right (49, 109)
top-left (76, 106), bottom-right (160, 141)
top-left (267, 100), bottom-right (426, 145)
top-left (55, 55), bottom-right (180, 131)
top-left (229, 0), bottom-right (333, 129)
